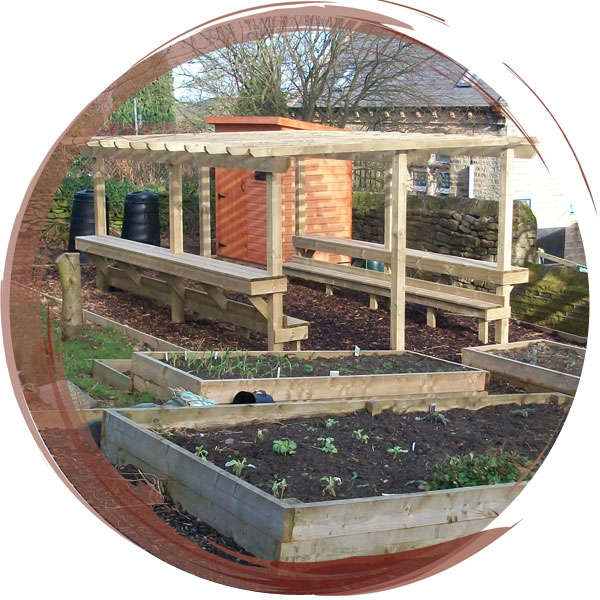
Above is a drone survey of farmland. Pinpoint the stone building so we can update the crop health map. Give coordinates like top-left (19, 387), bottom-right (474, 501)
top-left (288, 43), bottom-right (581, 263)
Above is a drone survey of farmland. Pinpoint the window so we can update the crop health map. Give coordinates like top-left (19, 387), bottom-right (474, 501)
top-left (411, 168), bottom-right (427, 194)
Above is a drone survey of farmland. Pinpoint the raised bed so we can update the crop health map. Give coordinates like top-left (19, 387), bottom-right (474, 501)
top-left (130, 350), bottom-right (488, 403)
top-left (101, 391), bottom-right (569, 562)
top-left (462, 339), bottom-right (584, 395)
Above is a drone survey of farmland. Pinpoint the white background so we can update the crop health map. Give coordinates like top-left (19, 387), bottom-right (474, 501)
top-left (1, 1), bottom-right (597, 598)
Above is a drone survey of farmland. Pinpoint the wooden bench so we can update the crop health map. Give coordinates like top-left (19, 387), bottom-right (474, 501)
top-left (284, 235), bottom-right (529, 344)
top-left (75, 235), bottom-right (309, 348)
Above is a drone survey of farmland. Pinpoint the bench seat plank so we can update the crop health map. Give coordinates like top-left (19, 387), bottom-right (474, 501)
top-left (76, 235), bottom-right (287, 296)
top-left (283, 260), bottom-right (509, 319)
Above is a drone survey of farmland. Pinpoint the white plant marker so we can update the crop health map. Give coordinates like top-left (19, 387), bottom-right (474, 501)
top-left (354, 345), bottom-right (360, 357)
top-left (330, 370), bottom-right (339, 377)
top-left (276, 366), bottom-right (281, 378)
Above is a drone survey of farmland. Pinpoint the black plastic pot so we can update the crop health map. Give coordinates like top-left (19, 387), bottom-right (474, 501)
top-left (232, 390), bottom-right (274, 405)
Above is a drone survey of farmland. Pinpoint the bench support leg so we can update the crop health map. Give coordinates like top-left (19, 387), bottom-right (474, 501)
top-left (293, 340), bottom-right (302, 351)
top-left (87, 255), bottom-right (109, 291)
top-left (369, 295), bottom-right (379, 310)
top-left (426, 307), bottom-right (437, 328)
top-left (325, 284), bottom-right (333, 296)
top-left (164, 275), bottom-right (186, 324)
top-left (495, 318), bottom-right (509, 344)
top-left (478, 320), bottom-right (489, 344)
top-left (267, 293), bottom-right (284, 351)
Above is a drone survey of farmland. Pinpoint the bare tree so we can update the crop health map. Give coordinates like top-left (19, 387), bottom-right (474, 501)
top-left (175, 20), bottom-right (438, 128)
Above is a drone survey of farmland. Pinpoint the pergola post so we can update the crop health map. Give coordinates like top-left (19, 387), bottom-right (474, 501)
top-left (267, 171), bottom-right (284, 351)
top-left (495, 147), bottom-right (514, 344)
top-left (294, 158), bottom-right (306, 248)
top-left (169, 163), bottom-right (183, 254)
top-left (93, 157), bottom-right (107, 236)
top-left (383, 163), bottom-right (393, 252)
top-left (390, 152), bottom-right (408, 351)
top-left (198, 166), bottom-right (211, 256)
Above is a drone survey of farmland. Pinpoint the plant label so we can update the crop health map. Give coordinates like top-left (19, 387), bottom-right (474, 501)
top-left (330, 370), bottom-right (340, 377)
top-left (354, 345), bottom-right (360, 357)
top-left (429, 402), bottom-right (437, 413)
top-left (277, 366), bottom-right (281, 378)
top-left (213, 351), bottom-right (218, 360)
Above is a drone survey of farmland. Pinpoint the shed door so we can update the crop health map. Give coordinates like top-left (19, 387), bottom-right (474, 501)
top-left (214, 168), bottom-right (248, 261)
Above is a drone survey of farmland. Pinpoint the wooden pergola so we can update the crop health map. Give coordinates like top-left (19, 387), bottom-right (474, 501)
top-left (78, 131), bottom-right (537, 350)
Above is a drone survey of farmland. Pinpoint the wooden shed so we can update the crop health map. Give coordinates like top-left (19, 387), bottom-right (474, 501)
top-left (207, 116), bottom-right (353, 265)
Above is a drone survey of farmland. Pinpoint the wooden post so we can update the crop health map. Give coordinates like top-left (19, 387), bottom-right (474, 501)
top-left (495, 148), bottom-right (514, 344)
top-left (56, 252), bottom-right (84, 340)
top-left (198, 166), bottom-right (211, 256)
top-left (426, 307), bottom-right (437, 328)
top-left (267, 172), bottom-right (284, 351)
top-left (294, 158), bottom-right (306, 247)
top-left (93, 158), bottom-right (107, 236)
top-left (383, 163), bottom-right (393, 252)
top-left (390, 152), bottom-right (408, 351)
top-left (169, 163), bottom-right (183, 254)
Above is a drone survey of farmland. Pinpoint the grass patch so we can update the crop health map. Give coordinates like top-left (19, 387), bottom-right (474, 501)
top-left (43, 304), bottom-right (157, 408)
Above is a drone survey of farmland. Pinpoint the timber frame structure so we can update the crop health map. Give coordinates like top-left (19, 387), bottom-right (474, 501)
top-left (78, 131), bottom-right (537, 350)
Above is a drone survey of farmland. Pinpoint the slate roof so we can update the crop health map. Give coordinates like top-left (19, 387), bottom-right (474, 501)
top-left (288, 39), bottom-right (502, 111)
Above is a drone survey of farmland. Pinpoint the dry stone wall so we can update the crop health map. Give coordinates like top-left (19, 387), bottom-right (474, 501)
top-left (353, 195), bottom-right (538, 267)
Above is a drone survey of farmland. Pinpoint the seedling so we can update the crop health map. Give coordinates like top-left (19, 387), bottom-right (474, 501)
top-left (352, 429), bottom-right (369, 444)
top-left (320, 437), bottom-right (338, 454)
top-left (338, 367), bottom-right (353, 376)
top-left (224, 457), bottom-right (255, 478)
top-left (272, 439), bottom-right (297, 456)
top-left (268, 476), bottom-right (288, 499)
top-left (387, 445), bottom-right (409, 459)
top-left (302, 363), bottom-right (314, 374)
top-left (325, 418), bottom-right (339, 430)
top-left (512, 407), bottom-right (535, 418)
top-left (194, 445), bottom-right (209, 459)
top-left (321, 475), bottom-right (342, 497)
top-left (256, 428), bottom-right (266, 443)
top-left (423, 411), bottom-right (449, 427)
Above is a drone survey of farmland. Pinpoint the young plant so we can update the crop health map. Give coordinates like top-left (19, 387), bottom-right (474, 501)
top-left (321, 475), bottom-right (342, 497)
top-left (194, 445), bottom-right (209, 459)
top-left (256, 428), bottom-right (266, 443)
top-left (423, 411), bottom-right (449, 427)
top-left (320, 437), bottom-right (338, 454)
top-left (302, 363), bottom-right (314, 374)
top-left (426, 452), bottom-right (536, 490)
top-left (352, 429), bottom-right (369, 444)
top-left (225, 457), bottom-right (255, 478)
top-left (268, 476), bottom-right (288, 499)
top-left (511, 407), bottom-right (535, 418)
top-left (338, 367), bottom-right (353, 376)
top-left (325, 418), bottom-right (339, 430)
top-left (387, 445), bottom-right (409, 459)
top-left (272, 439), bottom-right (297, 456)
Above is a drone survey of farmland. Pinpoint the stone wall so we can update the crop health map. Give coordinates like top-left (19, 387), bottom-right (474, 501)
top-left (510, 263), bottom-right (589, 337)
top-left (353, 194), bottom-right (538, 267)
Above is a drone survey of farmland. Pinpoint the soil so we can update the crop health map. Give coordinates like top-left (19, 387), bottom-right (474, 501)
top-left (491, 342), bottom-right (583, 376)
top-left (163, 400), bottom-right (569, 503)
top-left (167, 351), bottom-right (468, 380)
top-left (38, 261), bottom-right (573, 394)
top-left (116, 464), bottom-right (255, 563)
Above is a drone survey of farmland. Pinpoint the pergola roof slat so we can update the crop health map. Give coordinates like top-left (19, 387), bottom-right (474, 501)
top-left (84, 131), bottom-right (537, 166)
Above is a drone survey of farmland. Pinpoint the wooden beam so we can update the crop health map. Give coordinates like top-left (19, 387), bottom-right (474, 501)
top-left (495, 148), bottom-right (514, 343)
top-left (169, 163), bottom-right (183, 254)
top-left (294, 158), bottom-right (306, 242)
top-left (390, 152), bottom-right (408, 351)
top-left (198, 166), bottom-right (211, 256)
top-left (93, 157), bottom-right (107, 236)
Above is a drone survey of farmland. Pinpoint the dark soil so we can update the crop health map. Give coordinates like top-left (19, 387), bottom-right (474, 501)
top-left (491, 341), bottom-right (583, 376)
top-left (167, 351), bottom-right (468, 380)
top-left (116, 464), bottom-right (255, 563)
top-left (38, 262), bottom-right (567, 396)
top-left (164, 400), bottom-right (569, 503)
